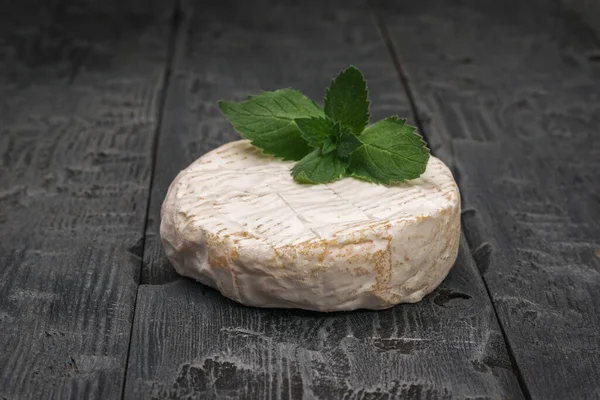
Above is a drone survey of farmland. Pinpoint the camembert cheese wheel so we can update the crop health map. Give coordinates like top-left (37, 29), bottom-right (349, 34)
top-left (161, 140), bottom-right (460, 311)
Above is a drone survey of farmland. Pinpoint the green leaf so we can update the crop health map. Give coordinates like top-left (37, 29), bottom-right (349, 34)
top-left (336, 125), bottom-right (362, 159)
top-left (324, 66), bottom-right (370, 135)
top-left (295, 116), bottom-right (341, 155)
top-left (294, 116), bottom-right (335, 149)
top-left (218, 89), bottom-right (324, 161)
top-left (321, 140), bottom-right (337, 154)
top-left (291, 149), bottom-right (347, 184)
top-left (348, 117), bottom-right (430, 184)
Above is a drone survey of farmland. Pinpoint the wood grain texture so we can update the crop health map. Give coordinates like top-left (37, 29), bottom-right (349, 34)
top-left (126, 0), bottom-right (523, 398)
top-left (375, 0), bottom-right (600, 398)
top-left (0, 0), bottom-right (172, 398)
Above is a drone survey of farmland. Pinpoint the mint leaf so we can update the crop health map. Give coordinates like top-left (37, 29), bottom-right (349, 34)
top-left (321, 140), bottom-right (337, 154)
top-left (291, 149), bottom-right (347, 184)
top-left (324, 66), bottom-right (370, 135)
top-left (348, 117), bottom-right (430, 184)
top-left (294, 116), bottom-right (334, 149)
top-left (218, 89), bottom-right (324, 161)
top-left (295, 116), bottom-right (341, 155)
top-left (336, 125), bottom-right (362, 159)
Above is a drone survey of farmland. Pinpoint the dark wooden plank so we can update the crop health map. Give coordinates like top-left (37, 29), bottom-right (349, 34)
top-left (125, 0), bottom-right (524, 398)
top-left (375, 0), bottom-right (600, 398)
top-left (560, 0), bottom-right (600, 39)
top-left (0, 0), bottom-right (173, 398)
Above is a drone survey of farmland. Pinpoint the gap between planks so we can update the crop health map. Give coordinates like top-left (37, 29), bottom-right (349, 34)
top-left (120, 1), bottom-right (183, 399)
top-left (369, 2), bottom-right (532, 399)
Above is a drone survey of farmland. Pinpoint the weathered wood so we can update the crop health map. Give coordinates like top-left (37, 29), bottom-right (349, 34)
top-left (0, 0), bottom-right (173, 398)
top-left (560, 0), bottom-right (600, 39)
top-left (126, 0), bottom-right (523, 398)
top-left (375, 0), bottom-right (600, 398)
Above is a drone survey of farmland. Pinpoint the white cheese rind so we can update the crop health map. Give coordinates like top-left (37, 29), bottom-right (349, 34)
top-left (160, 140), bottom-right (461, 311)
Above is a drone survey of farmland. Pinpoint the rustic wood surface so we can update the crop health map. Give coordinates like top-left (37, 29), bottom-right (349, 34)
top-left (0, 0), bottom-right (598, 398)
top-left (124, 0), bottom-right (522, 398)
top-left (374, 0), bottom-right (600, 398)
top-left (0, 0), bottom-right (172, 398)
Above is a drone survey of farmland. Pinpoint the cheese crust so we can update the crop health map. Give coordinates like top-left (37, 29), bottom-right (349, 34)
top-left (161, 140), bottom-right (461, 311)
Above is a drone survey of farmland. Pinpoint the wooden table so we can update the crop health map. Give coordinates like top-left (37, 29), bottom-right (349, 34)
top-left (1, 0), bottom-right (599, 398)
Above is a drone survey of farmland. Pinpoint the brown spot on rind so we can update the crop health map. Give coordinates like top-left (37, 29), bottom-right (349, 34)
top-left (232, 231), bottom-right (250, 237)
top-left (205, 232), bottom-right (241, 299)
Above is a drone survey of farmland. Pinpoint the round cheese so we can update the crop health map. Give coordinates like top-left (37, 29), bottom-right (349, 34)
top-left (160, 140), bottom-right (461, 311)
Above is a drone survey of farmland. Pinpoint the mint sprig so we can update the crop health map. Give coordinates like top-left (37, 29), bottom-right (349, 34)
top-left (218, 66), bottom-right (430, 185)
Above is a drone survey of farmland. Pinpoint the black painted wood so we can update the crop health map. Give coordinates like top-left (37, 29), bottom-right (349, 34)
top-left (375, 0), bottom-right (600, 398)
top-left (0, 0), bottom-right (172, 398)
top-left (560, 0), bottom-right (600, 39)
top-left (125, 0), bottom-right (523, 398)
